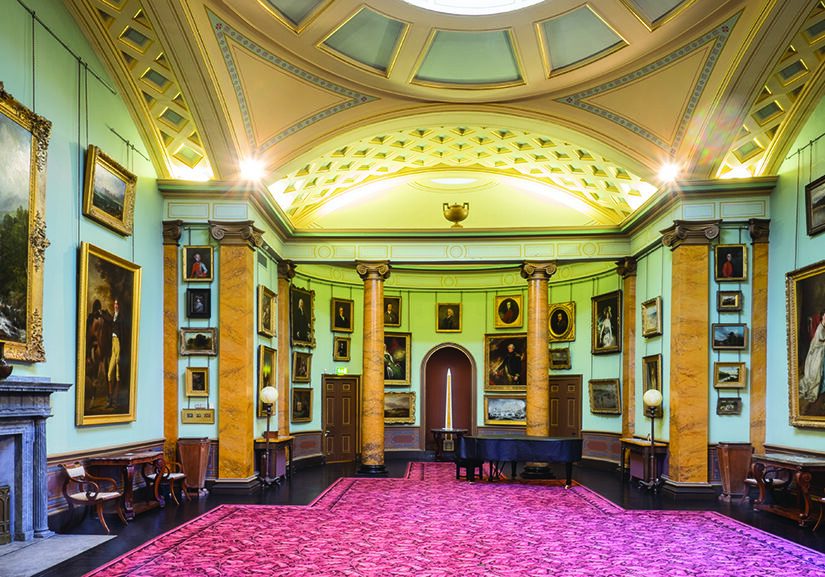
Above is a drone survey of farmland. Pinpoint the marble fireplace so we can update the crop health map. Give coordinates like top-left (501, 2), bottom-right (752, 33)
top-left (0, 377), bottom-right (70, 543)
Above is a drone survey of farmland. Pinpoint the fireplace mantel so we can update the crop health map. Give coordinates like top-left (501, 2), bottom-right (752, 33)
top-left (0, 376), bottom-right (71, 542)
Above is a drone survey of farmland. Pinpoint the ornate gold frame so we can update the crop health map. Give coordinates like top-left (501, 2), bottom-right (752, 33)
top-left (384, 391), bottom-right (415, 424)
top-left (82, 145), bottom-right (137, 236)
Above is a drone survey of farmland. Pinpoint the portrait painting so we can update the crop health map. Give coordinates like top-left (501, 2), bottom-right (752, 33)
top-left (291, 388), bottom-right (312, 423)
top-left (258, 285), bottom-right (276, 338)
top-left (714, 362), bottom-right (747, 389)
top-left (383, 295), bottom-right (401, 327)
top-left (333, 336), bottom-right (350, 362)
top-left (290, 285), bottom-right (316, 347)
top-left (384, 332), bottom-right (411, 386)
top-left (384, 391), bottom-right (416, 424)
top-left (592, 290), bottom-right (622, 354)
top-left (82, 145), bottom-right (137, 236)
top-left (292, 351), bottom-right (311, 383)
top-left (711, 323), bottom-right (748, 350)
top-left (549, 347), bottom-right (571, 370)
top-left (483, 395), bottom-right (526, 426)
top-left (436, 303), bottom-right (461, 332)
top-left (182, 245), bottom-right (213, 282)
top-left (184, 366), bottom-right (209, 397)
top-left (786, 259), bottom-right (825, 428)
top-left (717, 290), bottom-right (743, 312)
top-left (485, 333), bottom-right (527, 392)
top-left (642, 354), bottom-right (663, 418)
top-left (186, 288), bottom-right (211, 319)
top-left (548, 301), bottom-right (575, 342)
top-left (588, 379), bottom-right (621, 415)
top-left (258, 345), bottom-right (276, 417)
top-left (331, 297), bottom-right (354, 333)
top-left (179, 327), bottom-right (217, 356)
top-left (714, 244), bottom-right (747, 282)
top-left (494, 295), bottom-right (523, 329)
top-left (76, 242), bottom-right (141, 425)
top-left (641, 296), bottom-right (662, 338)
top-left (0, 85), bottom-right (50, 362)
top-left (717, 397), bottom-right (742, 416)
top-left (805, 174), bottom-right (825, 237)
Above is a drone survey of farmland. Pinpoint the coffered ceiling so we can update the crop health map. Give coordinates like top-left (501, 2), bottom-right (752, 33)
top-left (63, 0), bottom-right (825, 235)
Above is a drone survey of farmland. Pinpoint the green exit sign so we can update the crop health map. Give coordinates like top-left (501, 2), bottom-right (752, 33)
top-left (336, 367), bottom-right (348, 375)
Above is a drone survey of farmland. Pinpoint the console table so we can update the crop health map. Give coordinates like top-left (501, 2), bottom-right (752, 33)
top-left (619, 437), bottom-right (668, 486)
top-left (431, 428), bottom-right (468, 461)
top-left (254, 436), bottom-right (294, 483)
top-left (86, 450), bottom-right (166, 520)
top-left (750, 452), bottom-right (825, 527)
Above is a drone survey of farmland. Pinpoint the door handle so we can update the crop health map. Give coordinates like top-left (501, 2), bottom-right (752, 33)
top-left (324, 429), bottom-right (332, 437)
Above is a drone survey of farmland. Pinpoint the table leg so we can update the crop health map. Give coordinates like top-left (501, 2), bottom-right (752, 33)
top-left (122, 465), bottom-right (136, 520)
top-left (753, 461), bottom-right (768, 506)
top-left (795, 470), bottom-right (813, 526)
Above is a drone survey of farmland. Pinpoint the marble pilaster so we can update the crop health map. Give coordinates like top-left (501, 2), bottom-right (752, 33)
top-left (356, 261), bottom-right (391, 476)
top-left (162, 220), bottom-right (182, 463)
top-left (617, 257), bottom-right (637, 438)
top-left (277, 261), bottom-right (296, 435)
top-left (749, 219), bottom-right (770, 453)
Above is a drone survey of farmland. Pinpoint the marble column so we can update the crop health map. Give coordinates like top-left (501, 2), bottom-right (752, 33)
top-left (617, 257), bottom-right (637, 439)
top-left (520, 262), bottom-right (556, 479)
top-left (276, 260), bottom-right (296, 435)
top-left (162, 220), bottom-right (182, 464)
top-left (749, 219), bottom-right (770, 453)
top-left (660, 220), bottom-right (720, 498)
top-left (356, 261), bottom-right (391, 476)
top-left (32, 417), bottom-right (50, 538)
top-left (209, 220), bottom-right (264, 492)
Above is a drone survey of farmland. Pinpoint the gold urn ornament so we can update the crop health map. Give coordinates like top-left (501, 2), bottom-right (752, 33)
top-left (443, 202), bottom-right (469, 228)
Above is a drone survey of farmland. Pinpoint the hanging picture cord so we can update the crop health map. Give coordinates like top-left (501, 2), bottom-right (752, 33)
top-left (31, 9), bottom-right (36, 112)
top-left (108, 127), bottom-right (150, 162)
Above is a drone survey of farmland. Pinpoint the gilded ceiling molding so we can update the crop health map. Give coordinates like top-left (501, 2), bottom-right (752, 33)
top-left (356, 261), bottom-right (392, 281)
top-left (208, 10), bottom-right (376, 151)
top-left (162, 220), bottom-right (184, 245)
top-left (660, 219), bottom-right (721, 249)
top-left (748, 218), bottom-right (770, 244)
top-left (520, 262), bottom-right (557, 281)
top-left (209, 220), bottom-right (264, 249)
top-left (557, 13), bottom-right (739, 154)
top-left (615, 257), bottom-right (637, 278)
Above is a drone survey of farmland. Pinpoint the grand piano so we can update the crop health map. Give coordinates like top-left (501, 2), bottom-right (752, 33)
top-left (458, 435), bottom-right (583, 487)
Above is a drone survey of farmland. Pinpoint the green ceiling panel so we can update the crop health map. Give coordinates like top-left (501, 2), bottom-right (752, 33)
top-left (323, 9), bottom-right (406, 74)
top-left (541, 6), bottom-right (624, 71)
top-left (264, 0), bottom-right (325, 27)
top-left (415, 30), bottom-right (522, 86)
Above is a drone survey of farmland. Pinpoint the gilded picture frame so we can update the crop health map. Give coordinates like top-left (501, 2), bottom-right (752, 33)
top-left (258, 345), bottom-right (276, 418)
top-left (333, 336), bottom-right (350, 362)
top-left (717, 290), bottom-right (743, 312)
top-left (588, 379), bottom-right (621, 415)
top-left (290, 285), bottom-right (316, 348)
top-left (182, 246), bottom-right (213, 282)
top-left (805, 173), bottom-right (825, 237)
top-left (383, 295), bottom-right (401, 327)
top-left (711, 323), bottom-right (748, 350)
top-left (641, 296), bottom-right (662, 338)
top-left (483, 395), bottom-right (526, 426)
top-left (713, 362), bottom-right (747, 389)
top-left (549, 347), bottom-right (571, 370)
top-left (592, 290), bottom-right (622, 354)
top-left (292, 351), bottom-right (311, 383)
top-left (494, 295), bottom-right (523, 329)
top-left (786, 259), bottom-right (825, 428)
top-left (642, 354), bottom-right (663, 418)
top-left (179, 327), bottom-right (217, 356)
top-left (331, 297), bottom-right (354, 333)
top-left (0, 84), bottom-right (51, 362)
top-left (384, 391), bottom-right (416, 424)
top-left (384, 332), bottom-right (411, 387)
top-left (548, 301), bottom-right (575, 342)
top-left (258, 285), bottom-right (276, 338)
top-left (485, 333), bottom-right (527, 392)
top-left (714, 244), bottom-right (747, 282)
top-left (76, 242), bottom-right (141, 425)
top-left (291, 388), bottom-right (312, 423)
top-left (716, 397), bottom-right (742, 416)
top-left (186, 288), bottom-right (210, 319)
top-left (436, 303), bottom-right (461, 333)
top-left (184, 366), bottom-right (209, 397)
top-left (82, 145), bottom-right (137, 236)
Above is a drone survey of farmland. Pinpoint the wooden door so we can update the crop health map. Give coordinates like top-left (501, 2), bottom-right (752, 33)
top-left (322, 375), bottom-right (360, 463)
top-left (548, 375), bottom-right (581, 437)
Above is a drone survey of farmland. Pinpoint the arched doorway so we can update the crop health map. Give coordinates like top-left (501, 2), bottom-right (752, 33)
top-left (421, 344), bottom-right (475, 451)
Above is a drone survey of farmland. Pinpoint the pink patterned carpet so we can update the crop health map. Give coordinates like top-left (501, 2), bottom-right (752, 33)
top-left (85, 462), bottom-right (825, 576)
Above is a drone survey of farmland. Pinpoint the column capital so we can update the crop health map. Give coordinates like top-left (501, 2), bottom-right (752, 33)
top-left (162, 220), bottom-right (183, 245)
top-left (660, 219), bottom-right (721, 249)
top-left (356, 261), bottom-right (391, 281)
top-left (277, 260), bottom-right (296, 281)
top-left (520, 261), bottom-right (557, 281)
top-left (209, 220), bottom-right (264, 249)
top-left (749, 218), bottom-right (771, 244)
top-left (615, 257), bottom-right (637, 278)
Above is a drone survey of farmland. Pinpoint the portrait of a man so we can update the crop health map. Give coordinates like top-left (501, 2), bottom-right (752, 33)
top-left (384, 296), bottom-right (401, 327)
top-left (331, 297), bottom-right (354, 332)
top-left (485, 334), bottom-right (527, 391)
top-left (436, 303), bottom-right (461, 332)
top-left (183, 246), bottom-right (213, 282)
top-left (494, 295), bottom-right (523, 328)
top-left (714, 244), bottom-right (746, 282)
top-left (290, 285), bottom-right (315, 347)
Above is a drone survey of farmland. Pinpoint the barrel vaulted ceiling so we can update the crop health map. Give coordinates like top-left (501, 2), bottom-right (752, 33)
top-left (63, 0), bottom-right (825, 235)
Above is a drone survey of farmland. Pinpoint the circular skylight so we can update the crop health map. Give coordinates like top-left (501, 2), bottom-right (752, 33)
top-left (401, 0), bottom-right (546, 16)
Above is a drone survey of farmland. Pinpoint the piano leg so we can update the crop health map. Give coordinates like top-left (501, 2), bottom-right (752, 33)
top-left (565, 462), bottom-right (573, 488)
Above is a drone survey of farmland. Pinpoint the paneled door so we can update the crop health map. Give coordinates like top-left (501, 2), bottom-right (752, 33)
top-left (322, 375), bottom-right (360, 463)
top-left (548, 375), bottom-right (581, 438)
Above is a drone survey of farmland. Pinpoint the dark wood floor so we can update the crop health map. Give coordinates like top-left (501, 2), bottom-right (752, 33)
top-left (30, 458), bottom-right (825, 577)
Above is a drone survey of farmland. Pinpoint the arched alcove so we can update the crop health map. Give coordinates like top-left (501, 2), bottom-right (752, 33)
top-left (420, 344), bottom-right (476, 451)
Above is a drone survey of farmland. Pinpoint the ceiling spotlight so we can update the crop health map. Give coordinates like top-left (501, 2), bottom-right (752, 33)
top-left (658, 163), bottom-right (680, 182)
top-left (240, 158), bottom-right (265, 181)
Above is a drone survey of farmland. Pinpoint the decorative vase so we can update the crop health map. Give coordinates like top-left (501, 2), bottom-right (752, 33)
top-left (442, 202), bottom-right (469, 228)
top-left (0, 341), bottom-right (12, 380)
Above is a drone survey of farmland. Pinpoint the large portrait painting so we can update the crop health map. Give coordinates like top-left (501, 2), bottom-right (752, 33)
top-left (82, 145), bottom-right (137, 236)
top-left (592, 290), bottom-right (622, 354)
top-left (290, 284), bottom-right (315, 348)
top-left (384, 332), bottom-right (411, 387)
top-left (494, 295), bottom-right (523, 329)
top-left (76, 242), bottom-right (142, 425)
top-left (485, 334), bottom-right (527, 392)
top-left (0, 84), bottom-right (51, 362)
top-left (548, 301), bottom-right (575, 342)
top-left (787, 259), bottom-right (825, 428)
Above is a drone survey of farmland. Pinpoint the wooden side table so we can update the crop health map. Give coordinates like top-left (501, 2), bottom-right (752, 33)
top-left (619, 437), bottom-right (667, 486)
top-left (86, 450), bottom-right (166, 520)
top-left (431, 429), bottom-right (468, 461)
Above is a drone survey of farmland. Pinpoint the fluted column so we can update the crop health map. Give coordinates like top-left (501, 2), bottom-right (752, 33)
top-left (356, 261), bottom-right (391, 476)
top-left (617, 257), bottom-right (637, 439)
top-left (162, 220), bottom-right (182, 464)
top-left (276, 260), bottom-right (296, 435)
top-left (520, 262), bottom-right (557, 479)
top-left (749, 219), bottom-right (770, 453)
top-left (209, 220), bottom-right (264, 492)
top-left (32, 417), bottom-right (50, 538)
top-left (660, 219), bottom-right (719, 498)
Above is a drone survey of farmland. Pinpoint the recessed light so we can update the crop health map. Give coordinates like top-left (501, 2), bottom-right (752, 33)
top-left (430, 177), bottom-right (477, 185)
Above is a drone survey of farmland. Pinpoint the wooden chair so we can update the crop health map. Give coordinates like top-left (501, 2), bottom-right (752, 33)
top-left (59, 461), bottom-right (127, 534)
top-left (739, 469), bottom-right (790, 505)
top-left (145, 461), bottom-right (189, 505)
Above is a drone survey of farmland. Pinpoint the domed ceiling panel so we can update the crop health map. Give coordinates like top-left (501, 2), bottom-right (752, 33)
top-left (320, 7), bottom-right (408, 76)
top-left (260, 0), bottom-right (330, 32)
top-left (538, 5), bottom-right (625, 74)
top-left (622, 0), bottom-right (692, 29)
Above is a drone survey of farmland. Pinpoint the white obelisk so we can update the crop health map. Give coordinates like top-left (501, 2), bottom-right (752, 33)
top-left (445, 369), bottom-right (453, 430)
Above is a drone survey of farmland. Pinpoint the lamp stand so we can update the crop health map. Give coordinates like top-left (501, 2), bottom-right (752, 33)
top-left (639, 406), bottom-right (663, 492)
top-left (259, 403), bottom-right (281, 488)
